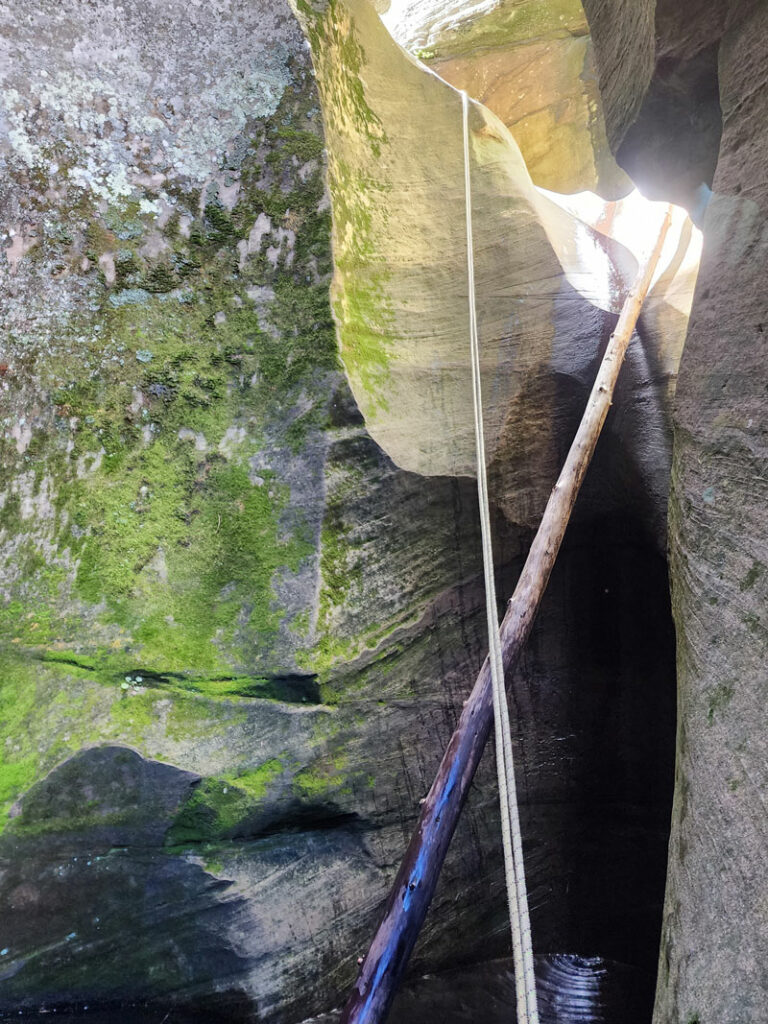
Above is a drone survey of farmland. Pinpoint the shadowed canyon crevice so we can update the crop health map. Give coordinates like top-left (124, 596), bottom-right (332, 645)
top-left (0, 1), bottom-right (764, 1022)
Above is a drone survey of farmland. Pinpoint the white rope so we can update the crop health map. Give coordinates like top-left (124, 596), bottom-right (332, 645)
top-left (461, 89), bottom-right (539, 1024)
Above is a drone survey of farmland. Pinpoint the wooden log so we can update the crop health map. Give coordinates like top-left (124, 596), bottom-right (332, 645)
top-left (340, 207), bottom-right (673, 1024)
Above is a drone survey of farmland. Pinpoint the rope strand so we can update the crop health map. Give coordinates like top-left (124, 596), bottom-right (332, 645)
top-left (461, 89), bottom-right (539, 1024)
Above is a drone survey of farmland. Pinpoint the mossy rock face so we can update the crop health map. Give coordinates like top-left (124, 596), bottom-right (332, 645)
top-left (0, 0), bottom-right (338, 812)
top-left (0, 0), bottom-right (517, 1016)
top-left (2, 745), bottom-right (199, 845)
top-left (0, 0), bottom-right (700, 1019)
top-left (0, 80), bottom-right (336, 683)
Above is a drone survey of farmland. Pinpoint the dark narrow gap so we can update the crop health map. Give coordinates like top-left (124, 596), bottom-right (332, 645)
top-left (387, 308), bottom-right (679, 1023)
top-left (616, 42), bottom-right (722, 224)
top-left (380, 489), bottom-right (677, 1024)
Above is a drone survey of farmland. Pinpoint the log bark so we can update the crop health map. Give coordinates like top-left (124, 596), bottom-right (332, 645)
top-left (340, 207), bottom-right (673, 1024)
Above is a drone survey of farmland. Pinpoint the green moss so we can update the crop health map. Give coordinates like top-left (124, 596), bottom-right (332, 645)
top-left (292, 751), bottom-right (349, 799)
top-left (0, 37), bottom-right (348, 828)
top-left (333, 267), bottom-right (393, 410)
top-left (0, 491), bottom-right (21, 532)
top-left (109, 690), bottom-right (162, 733)
top-left (144, 262), bottom-right (179, 294)
top-left (291, 609), bottom-right (311, 638)
top-left (84, 220), bottom-right (118, 260)
top-left (0, 654), bottom-right (115, 828)
top-left (104, 200), bottom-right (145, 240)
top-left (0, 756), bottom-right (37, 805)
top-left (739, 562), bottom-right (763, 592)
top-left (165, 694), bottom-right (239, 742)
top-left (0, 649), bottom-right (264, 831)
top-left (166, 758), bottom-right (286, 844)
top-left (228, 758), bottom-right (285, 800)
top-left (1, 125), bottom-right (333, 668)
top-left (294, 0), bottom-right (397, 408)
top-left (200, 847), bottom-right (226, 874)
top-left (706, 682), bottom-right (734, 725)
top-left (275, 126), bottom-right (324, 163)
top-left (298, 475), bottom-right (363, 678)
top-left (297, 0), bottom-right (388, 158)
top-left (203, 201), bottom-right (238, 249)
top-left (0, 655), bottom-right (44, 820)
top-left (166, 779), bottom-right (249, 842)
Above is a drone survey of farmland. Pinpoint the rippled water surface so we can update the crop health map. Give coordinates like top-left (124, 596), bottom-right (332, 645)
top-left (1, 953), bottom-right (653, 1024)
top-left (306, 954), bottom-right (653, 1024)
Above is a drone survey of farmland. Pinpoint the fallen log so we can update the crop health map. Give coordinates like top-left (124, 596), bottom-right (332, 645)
top-left (340, 206), bottom-right (673, 1024)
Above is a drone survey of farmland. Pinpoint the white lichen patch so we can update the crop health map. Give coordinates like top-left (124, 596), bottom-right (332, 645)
top-left (177, 428), bottom-right (208, 452)
top-left (0, 0), bottom-right (299, 205)
top-left (238, 213), bottom-right (274, 268)
top-left (11, 420), bottom-right (32, 455)
top-left (266, 227), bottom-right (296, 267)
top-left (218, 426), bottom-right (247, 459)
top-left (98, 252), bottom-right (117, 286)
top-left (75, 450), bottom-right (105, 480)
top-left (4, 227), bottom-right (38, 273)
top-left (11, 471), bottom-right (57, 522)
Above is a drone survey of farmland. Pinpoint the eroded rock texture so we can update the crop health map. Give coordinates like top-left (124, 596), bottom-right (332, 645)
top-left (659, 7), bottom-right (768, 1023)
top-left (583, 1), bottom-right (768, 1020)
top-left (381, 0), bottom-right (630, 197)
top-left (583, 0), bottom-right (724, 220)
top-left (0, 0), bottom-right (501, 1016)
top-left (0, 0), bottom-right (708, 1021)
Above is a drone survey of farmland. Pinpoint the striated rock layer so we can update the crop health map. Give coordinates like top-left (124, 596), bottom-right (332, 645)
top-left (381, 0), bottom-right (631, 198)
top-left (0, 1), bottom-right (502, 1016)
top-left (583, 0), bottom-right (768, 1020)
top-left (583, 0), bottom-right (724, 221)
top-left (0, 0), bottom-right (705, 1020)
top-left (294, 0), bottom-right (699, 513)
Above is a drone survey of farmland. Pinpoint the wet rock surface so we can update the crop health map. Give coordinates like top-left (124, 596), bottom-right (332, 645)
top-left (0, 955), bottom-right (654, 1023)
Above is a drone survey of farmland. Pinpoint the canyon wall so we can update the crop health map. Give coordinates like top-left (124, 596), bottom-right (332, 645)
top-left (1, 0), bottom-right (755, 1020)
top-left (583, 1), bottom-right (768, 1019)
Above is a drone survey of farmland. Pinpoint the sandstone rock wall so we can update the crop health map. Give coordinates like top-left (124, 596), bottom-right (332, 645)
top-left (381, 0), bottom-right (630, 197)
top-left (0, 1), bottom-right (505, 1016)
top-left (657, 5), bottom-right (768, 1021)
top-left (0, 0), bottom-right (709, 1019)
top-left (583, 0), bottom-right (724, 219)
top-left (582, 1), bottom-right (768, 1019)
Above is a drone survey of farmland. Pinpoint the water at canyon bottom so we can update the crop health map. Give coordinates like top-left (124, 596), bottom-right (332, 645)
top-left (386, 953), bottom-right (654, 1024)
top-left (0, 953), bottom-right (654, 1023)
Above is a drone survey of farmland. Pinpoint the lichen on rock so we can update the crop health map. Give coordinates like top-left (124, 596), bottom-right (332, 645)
top-left (0, 0), bottom-right (721, 1019)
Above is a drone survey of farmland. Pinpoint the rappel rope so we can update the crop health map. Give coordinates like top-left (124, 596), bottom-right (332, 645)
top-left (341, 95), bottom-right (673, 1024)
top-left (461, 89), bottom-right (540, 1024)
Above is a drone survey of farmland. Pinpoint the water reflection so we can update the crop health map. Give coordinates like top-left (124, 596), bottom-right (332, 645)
top-left (305, 953), bottom-right (654, 1024)
top-left (0, 954), bottom-right (654, 1024)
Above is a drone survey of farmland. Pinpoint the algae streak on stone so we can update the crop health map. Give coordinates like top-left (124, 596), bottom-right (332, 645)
top-left (0, 0), bottom-right (340, 828)
top-left (296, 0), bottom-right (582, 484)
top-left (292, 0), bottom-right (699, 523)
